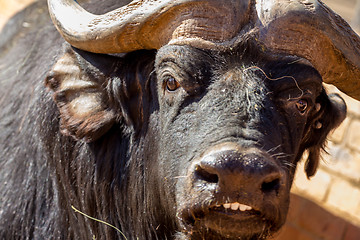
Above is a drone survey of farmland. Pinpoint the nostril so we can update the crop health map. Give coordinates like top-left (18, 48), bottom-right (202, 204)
top-left (195, 165), bottom-right (219, 183)
top-left (261, 176), bottom-right (281, 194)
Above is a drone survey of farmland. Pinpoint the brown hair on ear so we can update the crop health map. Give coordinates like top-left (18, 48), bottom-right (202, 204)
top-left (45, 48), bottom-right (116, 142)
top-left (305, 147), bottom-right (320, 179)
top-left (303, 92), bottom-right (346, 179)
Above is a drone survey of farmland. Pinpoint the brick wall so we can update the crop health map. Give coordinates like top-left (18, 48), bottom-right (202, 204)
top-left (274, 194), bottom-right (360, 240)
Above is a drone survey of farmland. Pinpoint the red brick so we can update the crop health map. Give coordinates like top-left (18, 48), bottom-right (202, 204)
top-left (296, 198), bottom-right (346, 240)
top-left (286, 194), bottom-right (306, 222)
top-left (272, 223), bottom-right (318, 240)
top-left (322, 148), bottom-right (360, 182)
top-left (344, 223), bottom-right (360, 240)
top-left (326, 179), bottom-right (360, 220)
top-left (347, 119), bottom-right (360, 152)
top-left (292, 162), bottom-right (331, 202)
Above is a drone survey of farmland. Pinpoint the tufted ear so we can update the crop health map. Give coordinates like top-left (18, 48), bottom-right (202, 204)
top-left (304, 92), bottom-right (347, 178)
top-left (45, 48), bottom-right (117, 142)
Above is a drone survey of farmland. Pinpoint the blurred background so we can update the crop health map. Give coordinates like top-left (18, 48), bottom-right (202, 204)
top-left (0, 0), bottom-right (360, 239)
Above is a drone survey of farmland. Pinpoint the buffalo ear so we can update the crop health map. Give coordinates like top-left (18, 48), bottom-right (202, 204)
top-left (45, 48), bottom-right (116, 142)
top-left (305, 147), bottom-right (320, 179)
top-left (304, 93), bottom-right (347, 178)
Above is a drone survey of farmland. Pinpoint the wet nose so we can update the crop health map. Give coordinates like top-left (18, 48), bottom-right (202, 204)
top-left (194, 148), bottom-right (284, 195)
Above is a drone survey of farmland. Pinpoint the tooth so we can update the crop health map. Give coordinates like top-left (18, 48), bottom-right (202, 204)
top-left (223, 202), bottom-right (252, 211)
top-left (239, 204), bottom-right (249, 211)
top-left (231, 202), bottom-right (240, 210)
top-left (223, 203), bottom-right (231, 209)
top-left (245, 206), bottom-right (252, 211)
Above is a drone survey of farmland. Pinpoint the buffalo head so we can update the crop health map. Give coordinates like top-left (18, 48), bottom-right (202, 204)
top-left (44, 0), bottom-right (358, 239)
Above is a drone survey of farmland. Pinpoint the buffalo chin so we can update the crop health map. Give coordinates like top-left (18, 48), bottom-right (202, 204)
top-left (180, 208), bottom-right (281, 240)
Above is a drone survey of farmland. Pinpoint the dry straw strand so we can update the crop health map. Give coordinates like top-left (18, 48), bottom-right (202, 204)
top-left (71, 205), bottom-right (128, 240)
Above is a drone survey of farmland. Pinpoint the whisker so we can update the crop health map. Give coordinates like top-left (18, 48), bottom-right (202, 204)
top-left (173, 176), bottom-right (188, 179)
top-left (270, 153), bottom-right (291, 158)
top-left (267, 145), bottom-right (282, 154)
top-left (283, 161), bottom-right (297, 170)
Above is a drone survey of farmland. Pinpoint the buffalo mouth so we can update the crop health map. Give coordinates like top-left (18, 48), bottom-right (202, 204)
top-left (180, 199), bottom-right (280, 239)
top-left (210, 202), bottom-right (260, 217)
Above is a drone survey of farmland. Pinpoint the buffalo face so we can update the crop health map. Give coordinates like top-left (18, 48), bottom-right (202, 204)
top-left (154, 45), bottom-right (345, 239)
top-left (45, 0), bottom-right (357, 239)
top-left (46, 42), bottom-right (346, 239)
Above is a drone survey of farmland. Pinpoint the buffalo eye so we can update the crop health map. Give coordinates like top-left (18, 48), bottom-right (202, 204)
top-left (296, 99), bottom-right (308, 114)
top-left (165, 77), bottom-right (180, 92)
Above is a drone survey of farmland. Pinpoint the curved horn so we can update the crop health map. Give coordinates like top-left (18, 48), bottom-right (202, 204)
top-left (48, 0), bottom-right (251, 53)
top-left (49, 0), bottom-right (360, 99)
top-left (256, 0), bottom-right (360, 100)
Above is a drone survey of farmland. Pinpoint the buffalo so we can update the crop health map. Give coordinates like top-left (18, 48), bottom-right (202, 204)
top-left (0, 0), bottom-right (359, 239)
